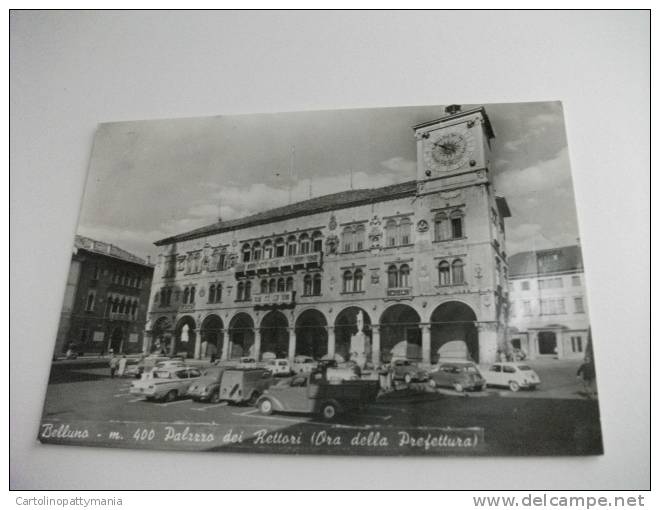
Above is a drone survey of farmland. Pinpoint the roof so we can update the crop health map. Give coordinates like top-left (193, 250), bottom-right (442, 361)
top-left (74, 235), bottom-right (153, 267)
top-left (154, 180), bottom-right (418, 246)
top-left (508, 245), bottom-right (583, 278)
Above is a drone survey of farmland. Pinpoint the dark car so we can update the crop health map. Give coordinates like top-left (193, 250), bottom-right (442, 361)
top-left (390, 359), bottom-right (429, 383)
top-left (428, 360), bottom-right (485, 392)
top-left (186, 366), bottom-right (228, 402)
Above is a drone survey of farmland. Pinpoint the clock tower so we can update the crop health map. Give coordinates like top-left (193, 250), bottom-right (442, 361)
top-left (413, 105), bottom-right (495, 195)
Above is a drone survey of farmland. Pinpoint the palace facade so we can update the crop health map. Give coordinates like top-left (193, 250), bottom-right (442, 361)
top-left (145, 106), bottom-right (511, 366)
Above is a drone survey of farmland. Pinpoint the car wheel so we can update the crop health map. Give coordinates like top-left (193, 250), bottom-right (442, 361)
top-left (509, 381), bottom-right (520, 392)
top-left (453, 383), bottom-right (464, 392)
top-left (210, 390), bottom-right (221, 404)
top-left (428, 379), bottom-right (437, 388)
top-left (259, 398), bottom-right (273, 415)
top-left (321, 403), bottom-right (338, 421)
top-left (165, 390), bottom-right (177, 402)
top-left (404, 374), bottom-right (412, 384)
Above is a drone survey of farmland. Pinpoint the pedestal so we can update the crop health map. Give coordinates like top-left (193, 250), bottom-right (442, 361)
top-left (327, 326), bottom-right (336, 359)
top-left (288, 328), bottom-right (296, 363)
top-left (221, 329), bottom-right (229, 361)
top-left (370, 325), bottom-right (381, 366)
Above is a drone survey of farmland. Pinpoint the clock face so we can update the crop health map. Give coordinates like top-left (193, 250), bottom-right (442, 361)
top-left (424, 129), bottom-right (476, 173)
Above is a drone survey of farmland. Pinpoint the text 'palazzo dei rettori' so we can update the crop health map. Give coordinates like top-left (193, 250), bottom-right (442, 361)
top-left (145, 106), bottom-right (512, 366)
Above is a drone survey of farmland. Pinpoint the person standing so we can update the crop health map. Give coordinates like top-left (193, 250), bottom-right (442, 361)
top-left (109, 350), bottom-right (119, 378)
top-left (577, 357), bottom-right (596, 398)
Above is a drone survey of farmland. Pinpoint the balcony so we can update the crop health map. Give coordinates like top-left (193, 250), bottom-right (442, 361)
top-left (235, 252), bottom-right (321, 277)
top-left (252, 292), bottom-right (294, 305)
top-left (386, 287), bottom-right (412, 298)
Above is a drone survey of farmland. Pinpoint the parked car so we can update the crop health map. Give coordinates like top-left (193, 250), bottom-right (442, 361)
top-left (218, 368), bottom-right (274, 405)
top-left (186, 366), bottom-right (228, 403)
top-left (134, 355), bottom-right (181, 378)
top-left (256, 370), bottom-right (380, 420)
top-left (237, 357), bottom-right (257, 368)
top-left (390, 359), bottom-right (429, 383)
top-left (293, 356), bottom-right (318, 374)
top-left (483, 362), bottom-right (540, 392)
top-left (129, 366), bottom-right (202, 401)
top-left (428, 360), bottom-right (485, 392)
top-left (266, 358), bottom-right (293, 376)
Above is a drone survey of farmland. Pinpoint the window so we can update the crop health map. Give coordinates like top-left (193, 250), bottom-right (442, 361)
top-left (572, 275), bottom-right (581, 286)
top-left (385, 220), bottom-right (398, 247)
top-left (312, 232), bottom-right (323, 253)
top-left (260, 279), bottom-right (268, 294)
top-left (286, 277), bottom-right (294, 292)
top-left (304, 274), bottom-right (313, 296)
top-left (434, 212), bottom-right (449, 241)
top-left (85, 291), bottom-right (96, 311)
top-left (451, 259), bottom-right (464, 284)
top-left (299, 234), bottom-right (310, 254)
top-left (540, 298), bottom-right (565, 315)
top-left (275, 238), bottom-right (285, 257)
top-left (244, 281), bottom-right (251, 300)
top-left (539, 277), bottom-right (563, 290)
top-left (387, 265), bottom-right (398, 288)
top-left (399, 218), bottom-right (412, 245)
top-left (93, 264), bottom-right (101, 280)
top-left (242, 244), bottom-right (251, 263)
top-left (574, 297), bottom-right (585, 313)
top-left (342, 227), bottom-right (353, 253)
top-left (571, 336), bottom-right (583, 353)
top-left (450, 215), bottom-right (463, 239)
top-left (521, 281), bottom-right (530, 291)
top-left (356, 225), bottom-right (365, 251)
top-left (208, 285), bottom-right (216, 304)
top-left (277, 278), bottom-right (285, 292)
top-left (183, 287), bottom-right (190, 304)
top-left (343, 270), bottom-right (353, 293)
top-left (354, 269), bottom-right (363, 292)
top-left (236, 282), bottom-right (244, 301)
top-left (268, 278), bottom-right (276, 294)
top-left (263, 240), bottom-right (273, 259)
top-left (190, 286), bottom-right (196, 303)
top-left (438, 261), bottom-right (450, 286)
top-left (79, 328), bottom-right (88, 344)
top-left (399, 264), bottom-right (410, 287)
top-left (523, 301), bottom-right (532, 316)
top-left (252, 242), bottom-right (262, 261)
top-left (313, 274), bottom-right (322, 296)
top-left (287, 235), bottom-right (297, 256)
top-left (208, 284), bottom-right (221, 304)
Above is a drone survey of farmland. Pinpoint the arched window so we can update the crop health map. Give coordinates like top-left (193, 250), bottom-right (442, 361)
top-left (216, 284), bottom-right (222, 303)
top-left (299, 233), bottom-right (310, 254)
top-left (277, 278), bottom-right (285, 292)
top-left (260, 279), bottom-right (268, 294)
top-left (119, 298), bottom-right (126, 314)
top-left (354, 269), bottom-right (364, 292)
top-left (450, 210), bottom-right (464, 239)
top-left (399, 218), bottom-right (412, 245)
top-left (190, 286), bottom-right (196, 303)
top-left (275, 238), bottom-right (285, 258)
top-left (252, 242), bottom-right (262, 261)
top-left (193, 253), bottom-right (201, 273)
top-left (399, 264), bottom-right (410, 288)
top-left (107, 297), bottom-right (114, 315)
top-left (342, 226), bottom-right (353, 253)
top-left (183, 287), bottom-right (190, 304)
top-left (313, 274), bottom-right (322, 296)
top-left (303, 274), bottom-right (312, 296)
top-left (388, 265), bottom-right (398, 288)
top-left (131, 301), bottom-right (138, 318)
top-left (312, 231), bottom-right (323, 253)
top-left (111, 296), bottom-right (119, 313)
top-left (242, 243), bottom-right (251, 263)
top-left (263, 240), bottom-right (273, 259)
top-left (218, 251), bottom-right (226, 271)
top-left (355, 225), bottom-right (366, 251)
top-left (385, 219), bottom-right (398, 247)
top-left (452, 259), bottom-right (464, 284)
top-left (166, 288), bottom-right (172, 305)
top-left (244, 281), bottom-right (251, 300)
top-left (438, 261), bottom-right (450, 286)
top-left (434, 212), bottom-right (449, 241)
top-left (186, 256), bottom-right (193, 274)
top-left (287, 235), bottom-right (297, 256)
top-left (269, 278), bottom-right (277, 294)
top-left (208, 284), bottom-right (216, 304)
top-left (236, 282), bottom-right (244, 301)
top-left (343, 270), bottom-right (353, 293)
top-left (286, 276), bottom-right (294, 292)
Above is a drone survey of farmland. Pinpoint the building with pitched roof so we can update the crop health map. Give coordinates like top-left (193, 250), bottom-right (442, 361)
top-left (53, 235), bottom-right (154, 356)
top-left (508, 245), bottom-right (590, 359)
top-left (145, 106), bottom-right (512, 366)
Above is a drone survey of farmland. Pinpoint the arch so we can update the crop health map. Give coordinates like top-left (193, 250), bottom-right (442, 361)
top-left (110, 327), bottom-right (124, 353)
top-left (538, 331), bottom-right (558, 355)
top-left (260, 310), bottom-right (289, 359)
top-left (174, 315), bottom-right (197, 358)
top-left (334, 306), bottom-right (372, 362)
top-left (438, 260), bottom-right (450, 286)
top-left (379, 304), bottom-right (422, 363)
top-left (201, 314), bottom-right (224, 359)
top-left (228, 312), bottom-right (255, 360)
top-left (295, 309), bottom-right (328, 359)
top-left (430, 301), bottom-right (478, 363)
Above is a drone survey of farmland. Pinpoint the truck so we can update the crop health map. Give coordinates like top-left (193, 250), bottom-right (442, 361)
top-left (218, 368), bottom-right (274, 405)
top-left (255, 369), bottom-right (380, 420)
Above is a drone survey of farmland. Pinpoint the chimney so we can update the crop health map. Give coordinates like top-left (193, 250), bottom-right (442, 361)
top-left (445, 104), bottom-right (461, 115)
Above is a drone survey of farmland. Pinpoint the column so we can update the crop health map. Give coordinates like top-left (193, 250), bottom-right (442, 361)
top-left (327, 326), bottom-right (336, 359)
top-left (252, 328), bottom-right (262, 361)
top-left (288, 327), bottom-right (297, 363)
top-left (420, 323), bottom-right (431, 365)
top-left (221, 329), bottom-right (229, 361)
top-left (370, 325), bottom-right (381, 366)
top-left (142, 331), bottom-right (152, 355)
top-left (168, 333), bottom-right (176, 356)
top-left (194, 330), bottom-right (201, 360)
top-left (477, 322), bottom-right (498, 365)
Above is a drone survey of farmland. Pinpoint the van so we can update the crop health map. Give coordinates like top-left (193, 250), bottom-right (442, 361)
top-left (218, 368), bottom-right (274, 404)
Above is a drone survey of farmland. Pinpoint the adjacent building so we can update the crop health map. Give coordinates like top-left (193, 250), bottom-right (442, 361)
top-left (145, 106), bottom-right (512, 366)
top-left (507, 245), bottom-right (590, 359)
top-left (54, 235), bottom-right (154, 356)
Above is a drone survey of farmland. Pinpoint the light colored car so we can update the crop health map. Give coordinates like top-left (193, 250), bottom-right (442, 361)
top-left (483, 362), bottom-right (540, 392)
top-left (266, 358), bottom-right (293, 376)
top-left (130, 366), bottom-right (202, 401)
top-left (237, 357), bottom-right (257, 368)
top-left (293, 356), bottom-right (318, 374)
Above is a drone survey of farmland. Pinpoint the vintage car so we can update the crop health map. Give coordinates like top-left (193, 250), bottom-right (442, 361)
top-left (265, 358), bottom-right (293, 376)
top-left (390, 359), bottom-right (429, 383)
top-left (218, 368), bottom-right (274, 404)
top-left (292, 355), bottom-right (318, 374)
top-left (483, 362), bottom-right (540, 392)
top-left (129, 366), bottom-right (202, 401)
top-left (237, 357), bottom-right (258, 368)
top-left (256, 371), bottom-right (380, 420)
top-left (186, 366), bottom-right (228, 403)
top-left (428, 360), bottom-right (485, 392)
top-left (133, 355), bottom-right (183, 378)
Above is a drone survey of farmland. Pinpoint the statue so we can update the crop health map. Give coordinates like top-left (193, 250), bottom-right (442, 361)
top-left (181, 324), bottom-right (189, 343)
top-left (356, 310), bottom-right (364, 333)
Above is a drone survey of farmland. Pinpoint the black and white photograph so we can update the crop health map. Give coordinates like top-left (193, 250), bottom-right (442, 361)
top-left (38, 101), bottom-right (603, 456)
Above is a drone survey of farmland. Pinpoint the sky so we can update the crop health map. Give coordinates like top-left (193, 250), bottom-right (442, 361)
top-left (77, 101), bottom-right (580, 261)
